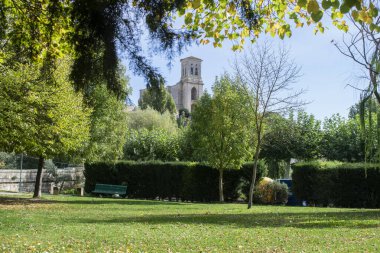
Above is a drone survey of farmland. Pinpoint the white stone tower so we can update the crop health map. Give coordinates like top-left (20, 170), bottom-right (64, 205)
top-left (167, 56), bottom-right (204, 112)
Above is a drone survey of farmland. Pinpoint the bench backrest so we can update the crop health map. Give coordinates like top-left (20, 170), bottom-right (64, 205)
top-left (93, 184), bottom-right (127, 194)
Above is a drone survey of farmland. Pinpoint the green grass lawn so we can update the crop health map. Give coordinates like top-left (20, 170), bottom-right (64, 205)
top-left (0, 195), bottom-right (379, 252)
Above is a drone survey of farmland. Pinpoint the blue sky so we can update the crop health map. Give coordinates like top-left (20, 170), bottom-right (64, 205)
top-left (125, 23), bottom-right (363, 121)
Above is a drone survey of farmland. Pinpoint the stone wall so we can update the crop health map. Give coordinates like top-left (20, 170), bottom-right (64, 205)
top-left (0, 167), bottom-right (84, 193)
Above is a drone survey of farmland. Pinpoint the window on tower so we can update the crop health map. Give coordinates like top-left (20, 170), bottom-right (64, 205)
top-left (195, 65), bottom-right (198, 75)
top-left (191, 87), bottom-right (197, 100)
top-left (191, 64), bottom-right (194, 75)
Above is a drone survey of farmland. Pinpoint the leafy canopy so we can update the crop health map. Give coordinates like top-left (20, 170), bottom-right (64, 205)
top-left (190, 74), bottom-right (254, 169)
top-left (127, 108), bottom-right (178, 133)
top-left (139, 80), bottom-right (177, 114)
top-left (0, 59), bottom-right (91, 159)
top-left (85, 84), bottom-right (128, 162)
top-left (179, 0), bottom-right (378, 50)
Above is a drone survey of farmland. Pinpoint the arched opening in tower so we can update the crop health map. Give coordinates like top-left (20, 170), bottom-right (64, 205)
top-left (191, 87), bottom-right (197, 100)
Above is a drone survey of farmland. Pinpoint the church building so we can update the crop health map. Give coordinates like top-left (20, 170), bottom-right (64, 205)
top-left (140, 56), bottom-right (204, 113)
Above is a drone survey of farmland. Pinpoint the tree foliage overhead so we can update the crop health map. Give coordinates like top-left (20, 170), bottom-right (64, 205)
top-left (180, 0), bottom-right (379, 50)
top-left (0, 0), bottom-right (72, 63)
top-left (69, 0), bottom-right (194, 97)
top-left (0, 0), bottom-right (193, 97)
top-left (333, 1), bottom-right (380, 106)
top-left (1, 0), bottom-right (376, 97)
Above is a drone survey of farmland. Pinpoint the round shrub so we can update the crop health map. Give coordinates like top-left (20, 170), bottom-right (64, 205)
top-left (254, 178), bottom-right (288, 205)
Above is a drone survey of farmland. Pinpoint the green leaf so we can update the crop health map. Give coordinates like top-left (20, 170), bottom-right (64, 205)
top-left (297, 0), bottom-right (307, 8)
top-left (192, 0), bottom-right (201, 9)
top-left (311, 10), bottom-right (323, 22)
top-left (344, 0), bottom-right (357, 9)
top-left (351, 10), bottom-right (359, 20)
top-left (370, 7), bottom-right (379, 18)
top-left (185, 13), bottom-right (193, 25)
top-left (289, 12), bottom-right (298, 20)
top-left (370, 23), bottom-right (377, 31)
top-left (321, 0), bottom-right (332, 10)
top-left (340, 4), bottom-right (350, 14)
top-left (331, 0), bottom-right (340, 9)
top-left (307, 0), bottom-right (320, 14)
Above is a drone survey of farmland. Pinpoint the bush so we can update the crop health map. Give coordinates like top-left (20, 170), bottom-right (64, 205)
top-left (292, 161), bottom-right (380, 208)
top-left (84, 161), bottom-right (266, 202)
top-left (123, 129), bottom-right (182, 161)
top-left (239, 161), bottom-right (267, 198)
top-left (254, 178), bottom-right (288, 205)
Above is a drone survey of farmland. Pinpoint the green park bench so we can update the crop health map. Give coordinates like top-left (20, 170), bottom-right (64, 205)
top-left (92, 183), bottom-right (127, 198)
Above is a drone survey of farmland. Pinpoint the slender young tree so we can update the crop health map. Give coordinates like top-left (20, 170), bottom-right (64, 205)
top-left (233, 43), bottom-right (304, 209)
top-left (190, 74), bottom-right (254, 202)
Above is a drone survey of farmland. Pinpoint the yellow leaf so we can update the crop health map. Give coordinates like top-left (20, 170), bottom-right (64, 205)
top-left (241, 27), bottom-right (249, 37)
top-left (273, 23), bottom-right (281, 29)
top-left (200, 39), bottom-right (210, 45)
top-left (365, 16), bottom-right (373, 24)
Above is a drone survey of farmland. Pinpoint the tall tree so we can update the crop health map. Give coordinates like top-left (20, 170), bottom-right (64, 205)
top-left (233, 43), bottom-right (304, 209)
top-left (0, 59), bottom-right (91, 198)
top-left (320, 114), bottom-right (365, 162)
top-left (85, 84), bottom-right (128, 162)
top-left (291, 111), bottom-right (322, 160)
top-left (190, 74), bottom-right (254, 202)
top-left (261, 111), bottom-right (321, 178)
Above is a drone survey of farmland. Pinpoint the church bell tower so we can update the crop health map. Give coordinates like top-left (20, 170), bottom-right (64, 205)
top-left (179, 56), bottom-right (204, 112)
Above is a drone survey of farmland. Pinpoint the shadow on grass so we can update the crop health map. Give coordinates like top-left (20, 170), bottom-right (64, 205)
top-left (60, 199), bottom-right (186, 206)
top-left (0, 196), bottom-right (185, 206)
top-left (78, 211), bottom-right (380, 229)
top-left (0, 197), bottom-right (55, 205)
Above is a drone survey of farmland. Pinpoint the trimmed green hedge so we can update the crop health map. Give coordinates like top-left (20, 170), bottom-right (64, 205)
top-left (292, 161), bottom-right (380, 208)
top-left (84, 161), bottom-right (265, 202)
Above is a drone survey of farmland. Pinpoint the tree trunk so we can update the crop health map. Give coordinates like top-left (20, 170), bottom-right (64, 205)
top-left (33, 156), bottom-right (45, 198)
top-left (284, 159), bottom-right (291, 179)
top-left (219, 169), bottom-right (224, 202)
top-left (248, 146), bottom-right (260, 209)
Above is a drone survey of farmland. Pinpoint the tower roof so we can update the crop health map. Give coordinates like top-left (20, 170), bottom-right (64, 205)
top-left (180, 56), bottom-right (202, 62)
